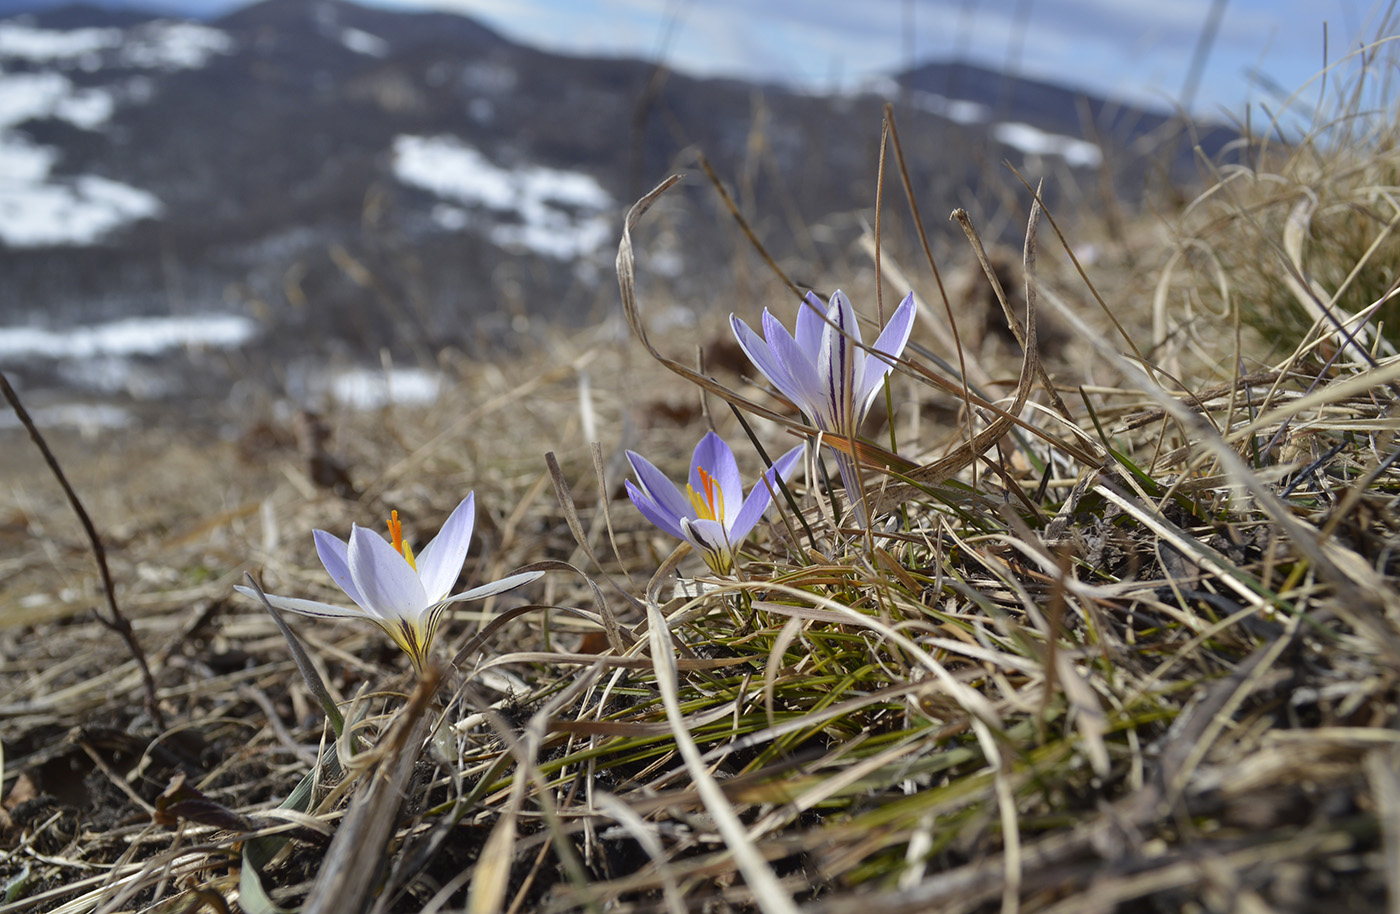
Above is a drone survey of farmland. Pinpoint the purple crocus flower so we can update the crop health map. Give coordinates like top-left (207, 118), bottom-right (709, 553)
top-left (626, 431), bottom-right (804, 574)
top-left (731, 289), bottom-right (916, 523)
top-left (237, 493), bottom-right (542, 672)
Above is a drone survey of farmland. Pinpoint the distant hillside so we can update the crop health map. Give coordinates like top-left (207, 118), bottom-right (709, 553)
top-left (0, 0), bottom-right (1235, 410)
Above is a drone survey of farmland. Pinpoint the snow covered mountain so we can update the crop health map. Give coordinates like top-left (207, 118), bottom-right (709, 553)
top-left (0, 0), bottom-right (1233, 425)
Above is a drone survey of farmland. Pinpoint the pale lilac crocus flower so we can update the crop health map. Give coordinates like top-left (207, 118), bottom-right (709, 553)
top-left (731, 289), bottom-right (916, 523)
top-left (626, 431), bottom-right (803, 574)
top-left (236, 493), bottom-right (541, 672)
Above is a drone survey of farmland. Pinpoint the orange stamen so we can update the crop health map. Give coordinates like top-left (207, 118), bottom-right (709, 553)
top-left (387, 510), bottom-right (416, 569)
top-left (685, 467), bottom-right (725, 523)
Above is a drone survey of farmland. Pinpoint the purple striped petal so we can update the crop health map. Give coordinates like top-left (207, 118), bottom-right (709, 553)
top-left (816, 292), bottom-right (858, 433)
top-left (680, 517), bottom-right (732, 571)
top-left (442, 569), bottom-right (544, 603)
top-left (415, 493), bottom-right (475, 603)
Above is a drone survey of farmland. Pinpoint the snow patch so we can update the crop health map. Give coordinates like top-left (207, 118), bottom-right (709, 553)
top-left (0, 314), bottom-right (257, 360)
top-left (321, 366), bottom-right (443, 410)
top-left (0, 20), bottom-right (233, 71)
top-left (339, 27), bottom-right (388, 57)
top-left (0, 402), bottom-right (132, 432)
top-left (0, 49), bottom-right (164, 245)
top-left (392, 134), bottom-right (614, 260)
top-left (992, 122), bottom-right (1103, 168)
top-left (0, 173), bottom-right (160, 246)
top-left (907, 89), bottom-right (990, 125)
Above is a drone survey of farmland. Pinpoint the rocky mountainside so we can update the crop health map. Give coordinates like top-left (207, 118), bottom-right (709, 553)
top-left (0, 0), bottom-right (1232, 420)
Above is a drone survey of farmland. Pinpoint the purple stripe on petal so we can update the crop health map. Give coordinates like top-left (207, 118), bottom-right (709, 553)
top-left (680, 517), bottom-right (732, 572)
top-left (348, 524), bottom-right (428, 622)
top-left (415, 493), bottom-right (475, 603)
top-left (817, 297), bottom-right (854, 434)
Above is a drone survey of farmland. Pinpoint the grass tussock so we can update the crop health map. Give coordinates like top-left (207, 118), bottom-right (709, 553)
top-left (4, 50), bottom-right (1400, 914)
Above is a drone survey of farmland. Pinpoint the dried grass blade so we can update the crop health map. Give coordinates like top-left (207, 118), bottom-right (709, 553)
top-left (868, 200), bottom-right (1043, 515)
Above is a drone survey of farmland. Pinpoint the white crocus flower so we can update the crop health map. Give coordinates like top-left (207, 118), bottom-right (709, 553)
top-left (237, 493), bottom-right (541, 672)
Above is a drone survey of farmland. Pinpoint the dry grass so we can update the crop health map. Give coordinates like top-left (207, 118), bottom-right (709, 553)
top-left (5, 46), bottom-right (1400, 914)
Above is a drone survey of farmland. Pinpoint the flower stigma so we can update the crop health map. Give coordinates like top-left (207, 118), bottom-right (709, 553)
top-left (686, 466), bottom-right (725, 523)
top-left (387, 510), bottom-right (417, 569)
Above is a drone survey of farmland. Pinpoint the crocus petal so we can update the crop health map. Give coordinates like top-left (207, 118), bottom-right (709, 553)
top-left (414, 493), bottom-right (475, 603)
top-left (857, 291), bottom-right (917, 412)
top-left (234, 585), bottom-right (369, 620)
top-left (731, 313), bottom-right (798, 399)
top-left (794, 291), bottom-right (828, 355)
top-left (626, 479), bottom-right (690, 542)
top-left (828, 290), bottom-right (865, 347)
top-left (626, 451), bottom-right (693, 531)
top-left (313, 529), bottom-right (367, 609)
top-left (680, 517), bottom-right (732, 571)
top-left (441, 569), bottom-right (545, 603)
top-left (729, 443), bottom-right (804, 543)
top-left (816, 293), bottom-right (858, 432)
top-left (689, 431), bottom-right (743, 526)
top-left (761, 308), bottom-right (828, 422)
top-left (347, 524), bottom-right (428, 621)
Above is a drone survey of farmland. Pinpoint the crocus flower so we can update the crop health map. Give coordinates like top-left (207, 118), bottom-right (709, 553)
top-left (236, 493), bottom-right (541, 672)
top-left (626, 431), bottom-right (803, 574)
top-left (731, 289), bottom-right (916, 523)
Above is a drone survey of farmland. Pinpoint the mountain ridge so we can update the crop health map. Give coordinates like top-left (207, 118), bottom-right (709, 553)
top-left (0, 0), bottom-right (1233, 412)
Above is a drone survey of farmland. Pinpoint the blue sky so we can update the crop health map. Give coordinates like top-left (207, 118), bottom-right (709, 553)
top-left (353, 0), bottom-right (1385, 116)
top-left (21, 0), bottom-right (1393, 116)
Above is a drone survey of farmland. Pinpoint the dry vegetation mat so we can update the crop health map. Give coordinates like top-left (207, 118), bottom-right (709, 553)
top-left (4, 86), bottom-right (1400, 914)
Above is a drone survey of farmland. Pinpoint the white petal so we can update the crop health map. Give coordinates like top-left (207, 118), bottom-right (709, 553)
top-left (234, 585), bottom-right (369, 620)
top-left (440, 569), bottom-right (545, 603)
top-left (347, 524), bottom-right (428, 622)
top-left (313, 529), bottom-right (367, 609)
top-left (415, 493), bottom-right (475, 603)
